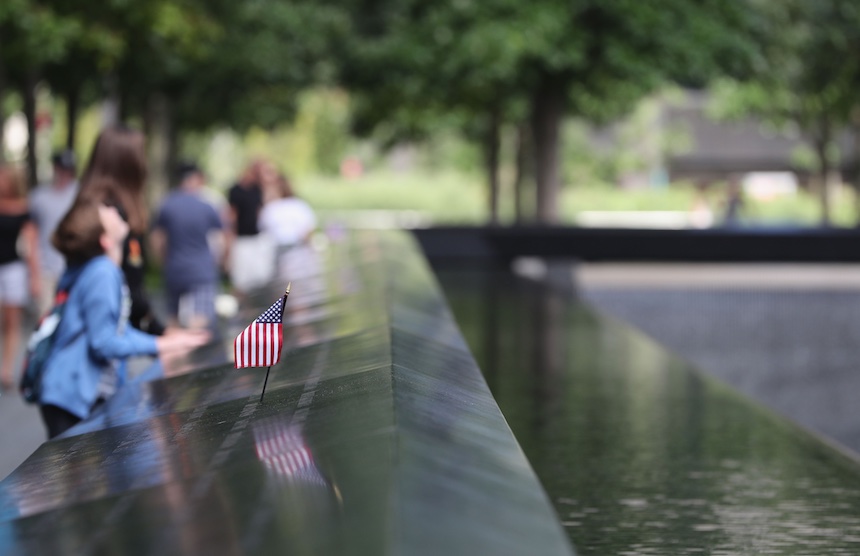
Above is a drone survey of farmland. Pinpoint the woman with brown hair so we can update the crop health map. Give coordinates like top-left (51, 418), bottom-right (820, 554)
top-left (0, 164), bottom-right (39, 391)
top-left (37, 197), bottom-right (207, 438)
top-left (76, 125), bottom-right (165, 335)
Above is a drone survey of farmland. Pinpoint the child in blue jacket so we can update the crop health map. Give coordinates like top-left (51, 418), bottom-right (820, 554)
top-left (39, 198), bottom-right (207, 438)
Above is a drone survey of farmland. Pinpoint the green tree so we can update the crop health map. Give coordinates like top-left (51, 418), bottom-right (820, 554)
top-left (337, 0), bottom-right (531, 222)
top-left (152, 0), bottom-right (348, 192)
top-left (336, 0), bottom-right (762, 223)
top-left (711, 0), bottom-right (860, 226)
top-left (0, 0), bottom-right (83, 179)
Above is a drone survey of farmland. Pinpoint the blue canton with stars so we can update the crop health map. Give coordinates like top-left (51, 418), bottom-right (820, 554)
top-left (256, 298), bottom-right (283, 324)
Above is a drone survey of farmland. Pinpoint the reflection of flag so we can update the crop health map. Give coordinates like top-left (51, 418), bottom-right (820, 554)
top-left (253, 420), bottom-right (328, 486)
top-left (234, 297), bottom-right (284, 368)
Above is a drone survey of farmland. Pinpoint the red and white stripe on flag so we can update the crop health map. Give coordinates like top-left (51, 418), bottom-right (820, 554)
top-left (234, 297), bottom-right (284, 369)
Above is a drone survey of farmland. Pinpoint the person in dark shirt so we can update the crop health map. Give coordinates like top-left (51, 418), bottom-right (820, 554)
top-left (229, 165), bottom-right (263, 237)
top-left (76, 125), bottom-right (165, 335)
top-left (225, 160), bottom-right (274, 294)
top-left (0, 164), bottom-right (40, 391)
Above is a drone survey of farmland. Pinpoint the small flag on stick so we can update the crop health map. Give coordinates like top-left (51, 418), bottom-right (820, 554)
top-left (234, 284), bottom-right (290, 369)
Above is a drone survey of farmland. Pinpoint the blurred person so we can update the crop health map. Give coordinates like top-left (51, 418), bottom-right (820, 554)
top-left (225, 160), bottom-right (274, 294)
top-left (258, 160), bottom-right (280, 204)
top-left (259, 173), bottom-right (317, 249)
top-left (0, 164), bottom-right (40, 391)
top-left (721, 175), bottom-right (745, 227)
top-left (38, 198), bottom-right (208, 439)
top-left (76, 125), bottom-right (166, 335)
top-left (196, 173), bottom-right (228, 218)
top-left (688, 179), bottom-right (713, 229)
top-left (29, 149), bottom-right (79, 314)
top-left (340, 156), bottom-right (364, 180)
top-left (151, 162), bottom-right (223, 330)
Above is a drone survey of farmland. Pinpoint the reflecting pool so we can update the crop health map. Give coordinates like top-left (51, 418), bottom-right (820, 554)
top-left (436, 266), bottom-right (860, 555)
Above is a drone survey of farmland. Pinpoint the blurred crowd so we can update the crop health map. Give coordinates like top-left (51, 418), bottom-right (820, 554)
top-left (0, 125), bottom-right (317, 439)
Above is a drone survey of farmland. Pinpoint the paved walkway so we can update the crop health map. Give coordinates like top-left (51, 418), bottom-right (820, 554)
top-left (576, 263), bottom-right (860, 289)
top-left (0, 305), bottom-right (45, 480)
top-left (0, 390), bottom-right (44, 480)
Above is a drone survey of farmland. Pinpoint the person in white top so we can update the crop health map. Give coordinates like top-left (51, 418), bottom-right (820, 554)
top-left (259, 174), bottom-right (317, 248)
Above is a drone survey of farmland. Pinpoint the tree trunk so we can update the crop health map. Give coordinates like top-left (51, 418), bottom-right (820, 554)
top-left (484, 108), bottom-right (501, 225)
top-left (851, 116), bottom-right (860, 225)
top-left (119, 84), bottom-right (131, 123)
top-left (101, 74), bottom-right (120, 128)
top-left (66, 87), bottom-right (79, 150)
top-left (168, 117), bottom-right (178, 189)
top-left (144, 92), bottom-right (175, 206)
top-left (22, 71), bottom-right (38, 188)
top-left (514, 120), bottom-right (533, 224)
top-left (813, 125), bottom-right (831, 227)
top-left (531, 74), bottom-right (566, 224)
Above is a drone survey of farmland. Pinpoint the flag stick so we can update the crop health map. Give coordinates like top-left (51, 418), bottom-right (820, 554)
top-left (259, 282), bottom-right (292, 404)
top-left (260, 366), bottom-right (272, 403)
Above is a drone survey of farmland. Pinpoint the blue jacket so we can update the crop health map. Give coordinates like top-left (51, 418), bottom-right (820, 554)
top-left (39, 255), bottom-right (159, 419)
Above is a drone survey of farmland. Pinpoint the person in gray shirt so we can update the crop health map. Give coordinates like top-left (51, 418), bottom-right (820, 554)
top-left (151, 162), bottom-right (224, 330)
top-left (29, 150), bottom-right (79, 314)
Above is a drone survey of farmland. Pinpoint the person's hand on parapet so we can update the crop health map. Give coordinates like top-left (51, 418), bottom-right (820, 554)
top-left (156, 329), bottom-right (210, 359)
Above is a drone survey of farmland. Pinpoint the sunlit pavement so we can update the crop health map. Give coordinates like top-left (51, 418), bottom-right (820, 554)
top-left (0, 390), bottom-right (44, 480)
top-left (0, 305), bottom-right (45, 480)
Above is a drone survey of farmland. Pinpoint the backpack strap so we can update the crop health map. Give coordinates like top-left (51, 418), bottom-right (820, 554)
top-left (19, 263), bottom-right (88, 403)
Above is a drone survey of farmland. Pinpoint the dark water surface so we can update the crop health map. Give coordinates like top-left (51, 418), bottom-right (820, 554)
top-left (435, 267), bottom-right (860, 555)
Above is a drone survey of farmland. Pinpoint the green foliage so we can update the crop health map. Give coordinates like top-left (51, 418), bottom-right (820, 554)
top-left (2, 0), bottom-right (820, 227)
top-left (418, 132), bottom-right (482, 175)
top-left (706, 0), bottom-right (860, 224)
top-left (561, 121), bottom-right (607, 186)
top-left (306, 91), bottom-right (351, 174)
top-left (331, 0), bottom-right (767, 224)
top-left (171, 0), bottom-right (348, 132)
top-left (303, 171), bottom-right (486, 223)
top-left (710, 0), bottom-right (860, 140)
top-left (3, 0), bottom-right (768, 146)
top-left (0, 1), bottom-right (82, 70)
top-left (300, 170), bottom-right (859, 226)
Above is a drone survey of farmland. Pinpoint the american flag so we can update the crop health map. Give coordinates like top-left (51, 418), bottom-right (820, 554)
top-left (234, 295), bottom-right (286, 369)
